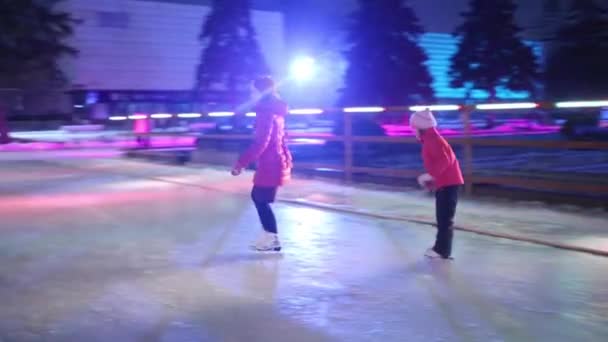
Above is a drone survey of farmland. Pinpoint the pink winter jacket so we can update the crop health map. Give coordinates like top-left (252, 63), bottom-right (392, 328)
top-left (235, 95), bottom-right (292, 187)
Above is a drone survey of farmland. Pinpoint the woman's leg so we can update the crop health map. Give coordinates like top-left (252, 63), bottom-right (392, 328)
top-left (253, 201), bottom-right (277, 234)
top-left (251, 186), bottom-right (278, 234)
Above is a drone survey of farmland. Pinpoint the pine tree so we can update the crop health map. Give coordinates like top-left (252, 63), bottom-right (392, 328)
top-left (0, 0), bottom-right (78, 143)
top-left (339, 0), bottom-right (434, 106)
top-left (449, 0), bottom-right (538, 100)
top-left (195, 0), bottom-right (269, 101)
top-left (545, 0), bottom-right (608, 100)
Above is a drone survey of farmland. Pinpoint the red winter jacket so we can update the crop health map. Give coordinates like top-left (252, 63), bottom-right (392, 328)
top-left (236, 95), bottom-right (292, 187)
top-left (421, 128), bottom-right (464, 189)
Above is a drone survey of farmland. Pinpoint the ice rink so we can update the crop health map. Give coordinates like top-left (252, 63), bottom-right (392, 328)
top-left (1, 155), bottom-right (607, 341)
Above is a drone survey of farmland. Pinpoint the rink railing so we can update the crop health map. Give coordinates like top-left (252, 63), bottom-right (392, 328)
top-left (115, 100), bottom-right (608, 196)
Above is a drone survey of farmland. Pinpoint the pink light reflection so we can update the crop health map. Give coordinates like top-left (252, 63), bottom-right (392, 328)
top-left (0, 190), bottom-right (172, 212)
top-left (0, 136), bottom-right (197, 152)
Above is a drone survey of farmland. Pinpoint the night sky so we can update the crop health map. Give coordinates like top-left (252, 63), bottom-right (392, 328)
top-left (136, 0), bottom-right (552, 46)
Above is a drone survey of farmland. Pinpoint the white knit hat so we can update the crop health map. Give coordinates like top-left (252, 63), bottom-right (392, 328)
top-left (409, 109), bottom-right (437, 130)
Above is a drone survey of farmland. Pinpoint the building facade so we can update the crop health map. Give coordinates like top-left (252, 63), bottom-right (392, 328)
top-left (60, 0), bottom-right (284, 118)
top-left (29, 0), bottom-right (605, 116)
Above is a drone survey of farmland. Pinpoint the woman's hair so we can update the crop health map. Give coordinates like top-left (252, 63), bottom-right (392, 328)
top-left (253, 76), bottom-right (275, 93)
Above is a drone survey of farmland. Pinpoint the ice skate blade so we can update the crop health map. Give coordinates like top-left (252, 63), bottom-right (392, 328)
top-left (425, 255), bottom-right (454, 261)
top-left (251, 246), bottom-right (282, 252)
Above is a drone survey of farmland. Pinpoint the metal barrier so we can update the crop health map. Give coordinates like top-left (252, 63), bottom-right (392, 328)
top-left (125, 100), bottom-right (608, 196)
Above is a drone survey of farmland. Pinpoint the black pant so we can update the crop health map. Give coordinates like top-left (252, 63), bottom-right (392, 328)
top-left (434, 185), bottom-right (459, 258)
top-left (251, 186), bottom-right (278, 234)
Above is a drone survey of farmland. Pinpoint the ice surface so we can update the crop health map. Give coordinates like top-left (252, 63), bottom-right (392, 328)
top-left (0, 155), bottom-right (607, 341)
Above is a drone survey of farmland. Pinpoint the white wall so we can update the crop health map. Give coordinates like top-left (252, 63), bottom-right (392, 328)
top-left (63, 0), bottom-right (284, 91)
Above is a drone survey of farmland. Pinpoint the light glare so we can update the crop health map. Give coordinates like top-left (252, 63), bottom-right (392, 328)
top-left (476, 103), bottom-right (538, 110)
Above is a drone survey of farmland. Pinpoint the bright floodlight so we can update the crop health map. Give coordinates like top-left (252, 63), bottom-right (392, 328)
top-left (289, 56), bottom-right (316, 82)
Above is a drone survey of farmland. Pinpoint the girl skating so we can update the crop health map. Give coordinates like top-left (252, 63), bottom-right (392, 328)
top-left (410, 109), bottom-right (464, 259)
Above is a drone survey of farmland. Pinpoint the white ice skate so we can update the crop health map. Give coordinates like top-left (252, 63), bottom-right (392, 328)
top-left (424, 248), bottom-right (444, 259)
top-left (251, 232), bottom-right (281, 252)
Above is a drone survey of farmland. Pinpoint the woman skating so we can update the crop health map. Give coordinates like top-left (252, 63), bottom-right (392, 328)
top-left (231, 76), bottom-right (292, 251)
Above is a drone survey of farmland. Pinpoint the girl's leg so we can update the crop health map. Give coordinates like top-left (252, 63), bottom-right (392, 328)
top-left (434, 185), bottom-right (459, 258)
